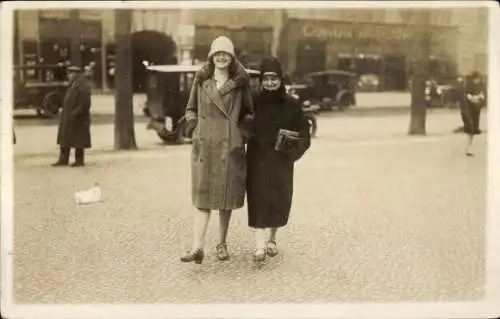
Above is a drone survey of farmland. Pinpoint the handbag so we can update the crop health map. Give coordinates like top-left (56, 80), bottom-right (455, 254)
top-left (275, 129), bottom-right (300, 152)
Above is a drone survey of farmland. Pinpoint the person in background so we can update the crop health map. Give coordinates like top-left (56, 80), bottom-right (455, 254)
top-left (180, 36), bottom-right (254, 264)
top-left (52, 65), bottom-right (92, 167)
top-left (246, 56), bottom-right (311, 262)
top-left (458, 71), bottom-right (486, 156)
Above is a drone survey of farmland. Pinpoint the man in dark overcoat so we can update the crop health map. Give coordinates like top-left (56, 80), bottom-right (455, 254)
top-left (52, 65), bottom-right (92, 167)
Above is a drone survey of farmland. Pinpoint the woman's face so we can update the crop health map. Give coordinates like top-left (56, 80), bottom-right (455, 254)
top-left (262, 72), bottom-right (282, 91)
top-left (213, 52), bottom-right (232, 69)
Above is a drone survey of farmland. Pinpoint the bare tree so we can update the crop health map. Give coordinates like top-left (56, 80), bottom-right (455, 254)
top-left (69, 10), bottom-right (82, 68)
top-left (114, 9), bottom-right (137, 150)
top-left (408, 9), bottom-right (432, 135)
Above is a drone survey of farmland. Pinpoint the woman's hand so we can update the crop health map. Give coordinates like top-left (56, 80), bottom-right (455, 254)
top-left (185, 119), bottom-right (198, 137)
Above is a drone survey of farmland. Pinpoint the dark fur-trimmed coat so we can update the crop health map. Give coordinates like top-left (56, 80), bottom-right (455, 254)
top-left (246, 94), bottom-right (311, 228)
top-left (185, 61), bottom-right (255, 210)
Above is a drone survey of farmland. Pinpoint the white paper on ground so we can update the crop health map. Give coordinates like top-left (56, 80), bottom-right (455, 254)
top-left (74, 184), bottom-right (102, 205)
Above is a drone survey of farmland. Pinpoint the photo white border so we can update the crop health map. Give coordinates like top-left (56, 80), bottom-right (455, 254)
top-left (1, 1), bottom-right (499, 318)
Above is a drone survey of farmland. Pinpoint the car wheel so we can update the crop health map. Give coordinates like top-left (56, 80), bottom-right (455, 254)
top-left (40, 92), bottom-right (62, 118)
top-left (337, 94), bottom-right (352, 111)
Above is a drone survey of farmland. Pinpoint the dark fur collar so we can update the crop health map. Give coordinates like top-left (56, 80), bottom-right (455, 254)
top-left (195, 60), bottom-right (250, 88)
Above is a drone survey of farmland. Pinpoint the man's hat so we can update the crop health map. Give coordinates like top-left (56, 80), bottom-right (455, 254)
top-left (67, 65), bottom-right (82, 73)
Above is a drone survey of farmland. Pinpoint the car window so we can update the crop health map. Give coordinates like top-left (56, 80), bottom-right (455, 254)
top-left (180, 72), bottom-right (195, 92)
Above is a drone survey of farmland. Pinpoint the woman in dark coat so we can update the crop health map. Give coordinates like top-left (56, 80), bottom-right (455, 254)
top-left (458, 71), bottom-right (486, 156)
top-left (180, 36), bottom-right (254, 264)
top-left (247, 56), bottom-right (311, 262)
top-left (52, 66), bottom-right (92, 167)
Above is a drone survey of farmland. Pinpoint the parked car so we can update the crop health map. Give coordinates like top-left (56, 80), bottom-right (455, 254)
top-left (286, 70), bottom-right (357, 111)
top-left (13, 64), bottom-right (69, 118)
top-left (357, 73), bottom-right (380, 92)
top-left (424, 76), bottom-right (471, 109)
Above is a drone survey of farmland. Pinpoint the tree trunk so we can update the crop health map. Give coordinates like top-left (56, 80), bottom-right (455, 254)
top-left (69, 10), bottom-right (82, 68)
top-left (114, 9), bottom-right (137, 150)
top-left (408, 10), bottom-right (431, 135)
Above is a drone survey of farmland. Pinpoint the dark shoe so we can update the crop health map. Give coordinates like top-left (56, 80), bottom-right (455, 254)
top-left (52, 147), bottom-right (70, 166)
top-left (216, 243), bottom-right (229, 261)
top-left (180, 249), bottom-right (204, 264)
top-left (72, 148), bottom-right (85, 166)
top-left (266, 240), bottom-right (278, 257)
top-left (51, 161), bottom-right (68, 167)
top-left (253, 249), bottom-right (266, 263)
top-left (70, 162), bottom-right (85, 167)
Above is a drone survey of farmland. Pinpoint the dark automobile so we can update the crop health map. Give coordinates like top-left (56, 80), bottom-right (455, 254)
top-left (286, 70), bottom-right (357, 111)
top-left (357, 73), bottom-right (381, 92)
top-left (423, 77), bottom-right (460, 108)
top-left (14, 64), bottom-right (69, 118)
top-left (422, 74), bottom-right (487, 109)
top-left (142, 64), bottom-right (261, 143)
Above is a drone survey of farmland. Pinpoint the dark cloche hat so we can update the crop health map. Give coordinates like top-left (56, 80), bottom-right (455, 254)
top-left (259, 56), bottom-right (283, 79)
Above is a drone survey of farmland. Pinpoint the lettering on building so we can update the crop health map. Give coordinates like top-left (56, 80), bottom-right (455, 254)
top-left (302, 24), bottom-right (353, 39)
top-left (302, 23), bottom-right (413, 41)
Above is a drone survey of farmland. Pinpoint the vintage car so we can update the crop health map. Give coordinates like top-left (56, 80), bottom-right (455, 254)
top-left (286, 70), bottom-right (357, 111)
top-left (142, 64), bottom-right (261, 143)
top-left (356, 73), bottom-right (381, 92)
top-left (143, 64), bottom-right (319, 143)
top-left (13, 64), bottom-right (69, 118)
top-left (422, 74), bottom-right (487, 109)
top-left (423, 77), bottom-right (459, 108)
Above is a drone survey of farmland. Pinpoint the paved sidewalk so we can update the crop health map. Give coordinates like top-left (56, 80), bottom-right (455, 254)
top-left (12, 111), bottom-right (487, 303)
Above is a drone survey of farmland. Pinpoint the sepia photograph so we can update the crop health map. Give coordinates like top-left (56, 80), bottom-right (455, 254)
top-left (1, 1), bottom-right (499, 318)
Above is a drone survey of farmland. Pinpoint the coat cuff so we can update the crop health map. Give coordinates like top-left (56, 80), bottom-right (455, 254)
top-left (185, 111), bottom-right (197, 122)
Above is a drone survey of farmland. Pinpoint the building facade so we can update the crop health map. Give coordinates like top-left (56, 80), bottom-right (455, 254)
top-left (14, 7), bottom-right (488, 92)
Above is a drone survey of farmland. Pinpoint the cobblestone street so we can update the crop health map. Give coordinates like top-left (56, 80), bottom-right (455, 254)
top-left (12, 110), bottom-right (487, 303)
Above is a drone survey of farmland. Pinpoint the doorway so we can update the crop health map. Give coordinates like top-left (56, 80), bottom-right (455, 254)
top-left (384, 54), bottom-right (407, 91)
top-left (131, 31), bottom-right (177, 93)
top-left (295, 40), bottom-right (326, 77)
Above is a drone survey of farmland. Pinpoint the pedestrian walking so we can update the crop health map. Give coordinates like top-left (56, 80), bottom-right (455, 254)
top-left (458, 71), bottom-right (486, 156)
top-left (52, 65), bottom-right (92, 167)
top-left (246, 56), bottom-right (311, 262)
top-left (180, 36), bottom-right (255, 264)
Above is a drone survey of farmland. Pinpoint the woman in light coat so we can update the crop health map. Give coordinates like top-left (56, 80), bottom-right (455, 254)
top-left (180, 36), bottom-right (254, 264)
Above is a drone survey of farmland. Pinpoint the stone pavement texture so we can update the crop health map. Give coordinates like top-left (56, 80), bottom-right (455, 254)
top-left (12, 110), bottom-right (486, 303)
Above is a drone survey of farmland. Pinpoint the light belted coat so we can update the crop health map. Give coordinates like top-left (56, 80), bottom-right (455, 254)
top-left (185, 62), bottom-right (254, 210)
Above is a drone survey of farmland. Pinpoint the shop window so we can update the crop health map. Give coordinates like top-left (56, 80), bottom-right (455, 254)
top-left (296, 40), bottom-right (326, 76)
top-left (21, 40), bottom-right (39, 81)
top-left (356, 56), bottom-right (382, 75)
top-left (194, 44), bottom-right (210, 62)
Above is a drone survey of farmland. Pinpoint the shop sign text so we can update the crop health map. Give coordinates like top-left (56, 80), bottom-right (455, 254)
top-left (302, 24), bottom-right (414, 41)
